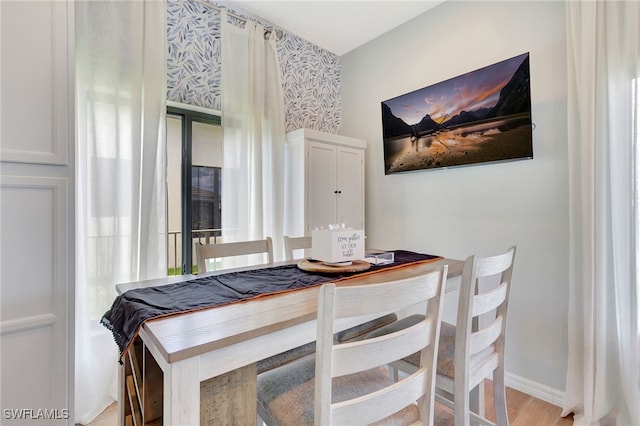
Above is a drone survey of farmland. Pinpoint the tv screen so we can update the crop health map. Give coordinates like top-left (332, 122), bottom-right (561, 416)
top-left (381, 52), bottom-right (533, 174)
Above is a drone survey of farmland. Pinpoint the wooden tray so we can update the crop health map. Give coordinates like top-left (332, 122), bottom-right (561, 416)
top-left (297, 259), bottom-right (371, 273)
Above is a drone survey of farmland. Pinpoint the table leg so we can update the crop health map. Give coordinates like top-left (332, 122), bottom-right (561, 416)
top-left (117, 362), bottom-right (126, 425)
top-left (163, 357), bottom-right (257, 426)
top-left (201, 363), bottom-right (257, 425)
top-left (164, 357), bottom-right (200, 425)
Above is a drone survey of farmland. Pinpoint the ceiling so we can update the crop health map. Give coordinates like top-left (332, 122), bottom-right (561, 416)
top-left (229, 1), bottom-right (443, 56)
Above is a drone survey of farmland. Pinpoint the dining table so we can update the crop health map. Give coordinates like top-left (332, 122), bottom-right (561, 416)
top-left (107, 252), bottom-right (464, 426)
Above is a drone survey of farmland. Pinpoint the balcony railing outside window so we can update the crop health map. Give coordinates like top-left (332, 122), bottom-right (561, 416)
top-left (167, 228), bottom-right (223, 275)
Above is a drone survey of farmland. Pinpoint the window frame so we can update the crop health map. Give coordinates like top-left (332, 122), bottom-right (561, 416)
top-left (167, 106), bottom-right (221, 273)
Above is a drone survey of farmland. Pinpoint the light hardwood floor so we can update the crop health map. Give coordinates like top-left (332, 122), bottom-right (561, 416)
top-left (85, 380), bottom-right (574, 426)
top-left (456, 380), bottom-right (574, 426)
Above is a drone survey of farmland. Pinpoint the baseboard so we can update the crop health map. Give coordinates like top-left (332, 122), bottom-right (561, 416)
top-left (505, 372), bottom-right (565, 407)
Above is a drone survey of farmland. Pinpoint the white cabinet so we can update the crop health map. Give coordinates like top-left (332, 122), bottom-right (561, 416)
top-left (1, 1), bottom-right (74, 423)
top-left (284, 128), bottom-right (366, 237)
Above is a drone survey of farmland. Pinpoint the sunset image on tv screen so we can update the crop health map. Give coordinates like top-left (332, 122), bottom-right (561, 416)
top-left (381, 52), bottom-right (533, 174)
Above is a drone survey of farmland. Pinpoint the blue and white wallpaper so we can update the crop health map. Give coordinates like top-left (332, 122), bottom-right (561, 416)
top-left (167, 0), bottom-right (341, 133)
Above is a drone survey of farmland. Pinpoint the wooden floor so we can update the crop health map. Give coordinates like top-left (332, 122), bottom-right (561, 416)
top-left (435, 380), bottom-right (574, 426)
top-left (85, 380), bottom-right (574, 426)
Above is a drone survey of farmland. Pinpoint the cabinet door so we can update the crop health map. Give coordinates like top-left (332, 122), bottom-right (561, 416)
top-left (1, 1), bottom-right (73, 423)
top-left (336, 147), bottom-right (364, 230)
top-left (307, 142), bottom-right (337, 231)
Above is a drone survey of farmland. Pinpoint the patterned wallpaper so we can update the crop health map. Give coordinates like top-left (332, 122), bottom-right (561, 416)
top-left (166, 0), bottom-right (341, 133)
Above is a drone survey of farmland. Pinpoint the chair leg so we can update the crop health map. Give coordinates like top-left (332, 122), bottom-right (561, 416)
top-left (454, 382), bottom-right (470, 426)
top-left (384, 363), bottom-right (400, 381)
top-left (257, 402), bottom-right (274, 426)
top-left (455, 382), bottom-right (492, 426)
top-left (493, 369), bottom-right (509, 426)
top-left (470, 383), bottom-right (485, 426)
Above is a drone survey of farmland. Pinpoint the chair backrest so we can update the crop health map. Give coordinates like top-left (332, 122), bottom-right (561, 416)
top-left (283, 235), bottom-right (312, 261)
top-left (455, 246), bottom-right (516, 391)
top-left (195, 237), bottom-right (274, 273)
top-left (314, 266), bottom-right (448, 426)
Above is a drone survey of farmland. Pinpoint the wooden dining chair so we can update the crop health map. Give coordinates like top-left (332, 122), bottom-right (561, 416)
top-left (195, 237), bottom-right (274, 273)
top-left (283, 235), bottom-right (312, 261)
top-left (367, 246), bottom-right (517, 426)
top-left (256, 266), bottom-right (448, 425)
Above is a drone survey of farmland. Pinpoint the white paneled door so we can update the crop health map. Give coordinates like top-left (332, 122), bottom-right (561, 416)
top-left (307, 141), bottom-right (339, 230)
top-left (335, 145), bottom-right (365, 230)
top-left (0, 1), bottom-right (74, 424)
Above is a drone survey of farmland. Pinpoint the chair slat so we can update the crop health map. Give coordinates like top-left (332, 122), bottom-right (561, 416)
top-left (195, 237), bottom-right (274, 273)
top-left (284, 235), bottom-right (312, 261)
top-left (469, 354), bottom-right (499, 389)
top-left (475, 250), bottom-right (514, 277)
top-left (472, 281), bottom-right (508, 317)
top-left (333, 275), bottom-right (440, 318)
top-left (470, 315), bottom-right (502, 356)
top-left (332, 319), bottom-right (434, 377)
top-left (331, 368), bottom-right (429, 426)
top-left (204, 239), bottom-right (272, 258)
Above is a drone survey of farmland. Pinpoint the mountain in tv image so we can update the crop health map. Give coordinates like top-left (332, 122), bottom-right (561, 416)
top-left (381, 53), bottom-right (533, 174)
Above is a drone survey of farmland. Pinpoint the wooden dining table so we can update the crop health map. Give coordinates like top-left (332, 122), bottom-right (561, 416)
top-left (114, 255), bottom-right (464, 426)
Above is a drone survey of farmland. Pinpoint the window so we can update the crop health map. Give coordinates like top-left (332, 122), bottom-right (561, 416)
top-left (192, 165), bottom-right (221, 238)
top-left (167, 106), bottom-right (222, 274)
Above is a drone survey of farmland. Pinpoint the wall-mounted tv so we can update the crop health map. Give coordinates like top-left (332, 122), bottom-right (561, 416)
top-left (381, 52), bottom-right (533, 175)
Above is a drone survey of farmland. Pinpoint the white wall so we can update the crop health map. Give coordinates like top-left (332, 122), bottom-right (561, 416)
top-left (341, 1), bottom-right (569, 402)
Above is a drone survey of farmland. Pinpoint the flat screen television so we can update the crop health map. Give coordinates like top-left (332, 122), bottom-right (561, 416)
top-left (381, 52), bottom-right (533, 175)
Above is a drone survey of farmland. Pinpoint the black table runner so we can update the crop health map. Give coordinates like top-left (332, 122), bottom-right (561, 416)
top-left (101, 250), bottom-right (441, 358)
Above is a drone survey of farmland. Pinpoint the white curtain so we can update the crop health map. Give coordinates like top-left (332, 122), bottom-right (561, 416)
top-left (75, 1), bottom-right (167, 424)
top-left (220, 10), bottom-right (286, 262)
top-left (564, 1), bottom-right (640, 425)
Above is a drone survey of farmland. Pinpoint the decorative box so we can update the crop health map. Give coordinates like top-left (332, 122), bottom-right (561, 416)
top-left (311, 229), bottom-right (365, 264)
top-left (365, 251), bottom-right (395, 265)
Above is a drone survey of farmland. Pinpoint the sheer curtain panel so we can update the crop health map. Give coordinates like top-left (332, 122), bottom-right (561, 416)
top-left (75, 1), bottom-right (167, 423)
top-left (220, 10), bottom-right (286, 262)
top-left (564, 2), bottom-right (640, 425)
